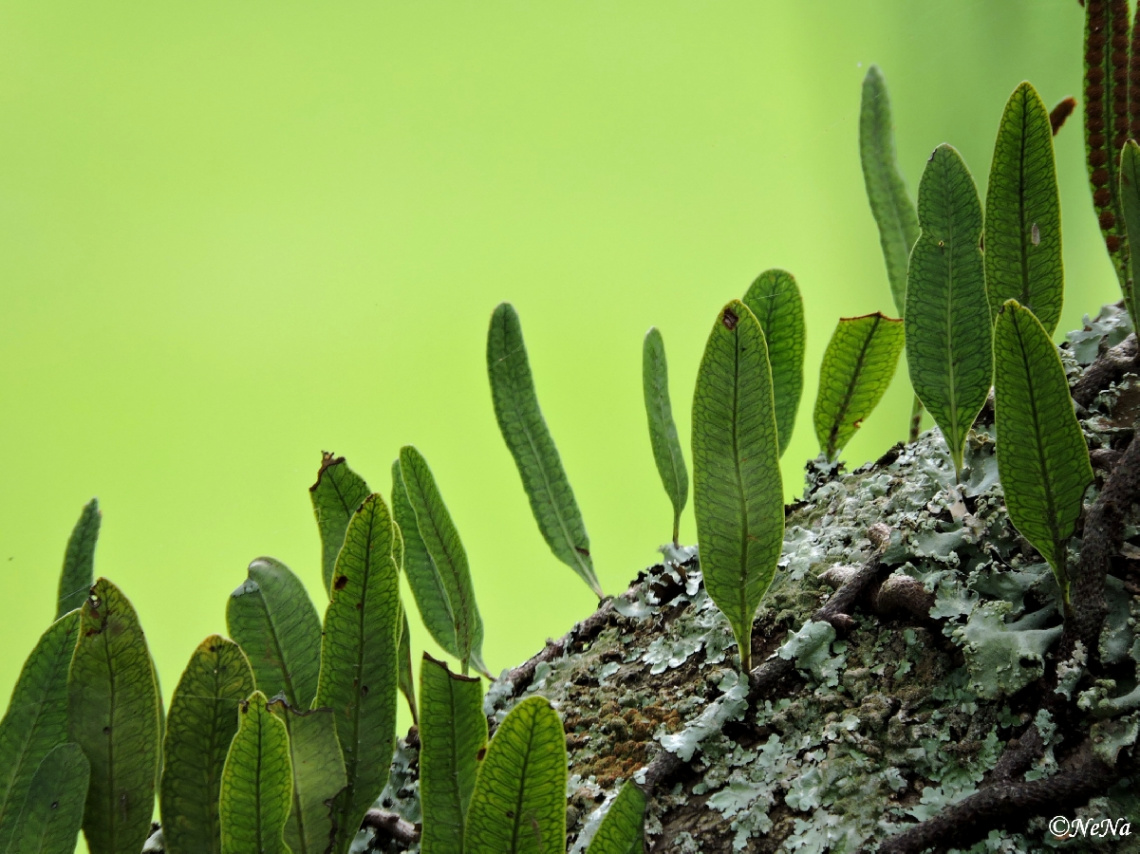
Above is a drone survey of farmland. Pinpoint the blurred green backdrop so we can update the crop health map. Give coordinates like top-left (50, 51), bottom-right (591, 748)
top-left (0, 2), bottom-right (1119, 845)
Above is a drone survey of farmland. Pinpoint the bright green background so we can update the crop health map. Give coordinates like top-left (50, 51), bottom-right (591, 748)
top-left (0, 3), bottom-right (1117, 843)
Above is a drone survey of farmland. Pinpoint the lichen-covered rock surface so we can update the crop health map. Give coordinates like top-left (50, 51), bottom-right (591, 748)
top-left (361, 306), bottom-right (1140, 854)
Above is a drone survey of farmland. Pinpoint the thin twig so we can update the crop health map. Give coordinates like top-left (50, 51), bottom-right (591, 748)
top-left (361, 810), bottom-right (419, 846)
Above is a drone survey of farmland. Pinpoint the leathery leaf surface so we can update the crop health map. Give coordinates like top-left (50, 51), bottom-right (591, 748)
top-left (160, 635), bottom-right (254, 854)
top-left (309, 452), bottom-right (372, 595)
top-left (743, 269), bottom-right (805, 457)
top-left (67, 578), bottom-right (161, 854)
top-left (906, 143), bottom-right (992, 478)
top-left (584, 780), bottom-right (647, 854)
top-left (0, 611), bottom-right (81, 850)
top-left (56, 497), bottom-right (101, 619)
top-left (464, 696), bottom-right (566, 854)
top-left (993, 300), bottom-right (1093, 600)
top-left (642, 326), bottom-right (689, 543)
top-left (692, 300), bottom-right (784, 673)
top-left (6, 742), bottom-right (89, 854)
top-left (487, 301), bottom-right (602, 598)
top-left (219, 691), bottom-right (292, 854)
top-left (419, 653), bottom-right (486, 854)
top-left (315, 493), bottom-right (401, 854)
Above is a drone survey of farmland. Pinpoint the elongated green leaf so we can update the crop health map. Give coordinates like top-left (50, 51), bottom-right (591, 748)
top-left (309, 452), bottom-right (372, 595)
top-left (860, 65), bottom-right (920, 317)
top-left (160, 635), bottom-right (255, 854)
top-left (396, 602), bottom-right (418, 727)
top-left (0, 612), bottom-right (81, 850)
top-left (7, 743), bottom-right (89, 854)
top-left (1118, 140), bottom-right (1140, 323)
top-left (1083, 0), bottom-right (1131, 288)
top-left (906, 143), bottom-right (993, 479)
top-left (487, 302), bottom-right (602, 598)
top-left (742, 269), bottom-right (806, 457)
top-left (56, 498), bottom-right (100, 619)
top-left (692, 300), bottom-right (784, 673)
top-left (315, 493), bottom-right (401, 854)
top-left (219, 692), bottom-right (293, 854)
top-left (227, 557), bottom-right (322, 710)
top-left (67, 577), bottom-right (160, 854)
top-left (642, 327), bottom-right (689, 545)
top-left (585, 780), bottom-right (647, 854)
top-left (420, 654), bottom-right (486, 854)
top-left (985, 81), bottom-right (1064, 335)
top-left (464, 696), bottom-right (566, 854)
top-left (392, 459), bottom-right (460, 660)
top-left (398, 446), bottom-right (486, 676)
top-left (813, 313), bottom-right (905, 462)
top-left (994, 300), bottom-right (1094, 603)
top-left (266, 701), bottom-right (346, 854)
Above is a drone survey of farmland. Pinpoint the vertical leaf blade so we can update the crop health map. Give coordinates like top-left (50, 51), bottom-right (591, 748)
top-left (7, 743), bottom-right (89, 854)
top-left (1118, 140), bottom-right (1140, 323)
top-left (692, 300), bottom-right (784, 673)
top-left (226, 557), bottom-right (323, 710)
top-left (56, 498), bottom-right (100, 619)
top-left (906, 143), bottom-right (992, 477)
top-left (464, 696), bottom-right (566, 854)
top-left (742, 269), bottom-right (806, 457)
top-left (859, 65), bottom-right (920, 317)
top-left (642, 327), bottom-right (689, 543)
top-left (219, 692), bottom-right (293, 854)
top-left (67, 577), bottom-right (161, 854)
top-left (0, 612), bottom-right (81, 850)
top-left (398, 446), bottom-right (486, 675)
top-left (309, 453), bottom-right (372, 595)
top-left (392, 459), bottom-right (460, 660)
top-left (315, 493), bottom-right (401, 854)
top-left (585, 780), bottom-right (647, 854)
top-left (994, 300), bottom-right (1094, 600)
top-left (160, 636), bottom-right (255, 854)
top-left (985, 81), bottom-right (1065, 335)
top-left (487, 302), bottom-right (602, 598)
top-left (812, 313), bottom-right (905, 461)
top-left (419, 654), bottom-right (487, 854)
top-left (267, 702), bottom-right (347, 854)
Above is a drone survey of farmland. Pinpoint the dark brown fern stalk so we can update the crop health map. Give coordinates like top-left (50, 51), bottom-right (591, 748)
top-left (1084, 0), bottom-right (1132, 287)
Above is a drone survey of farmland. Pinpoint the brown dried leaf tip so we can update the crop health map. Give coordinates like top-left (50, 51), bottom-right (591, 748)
top-left (1050, 97), bottom-right (1077, 135)
top-left (310, 450), bottom-right (346, 492)
top-left (722, 307), bottom-right (739, 330)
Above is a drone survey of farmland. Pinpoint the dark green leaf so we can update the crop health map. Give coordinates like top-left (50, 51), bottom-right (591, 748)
top-left (813, 313), bottom-right (905, 462)
top-left (398, 446), bottom-right (486, 676)
top-left (315, 493), bottom-right (401, 854)
top-left (160, 635), bottom-right (255, 854)
top-left (985, 81), bottom-right (1064, 335)
top-left (226, 556), bottom-right (322, 710)
top-left (419, 654), bottom-right (486, 854)
top-left (642, 327), bottom-right (689, 545)
top-left (67, 578), bottom-right (161, 854)
top-left (309, 452), bottom-right (372, 595)
top-left (6, 743), bottom-right (89, 854)
top-left (585, 780), bottom-right (647, 854)
top-left (219, 692), bottom-right (292, 854)
top-left (859, 65), bottom-right (920, 317)
top-left (464, 696), bottom-right (566, 854)
top-left (692, 300), bottom-right (784, 673)
top-left (0, 612), bottom-right (81, 850)
top-left (1117, 140), bottom-right (1140, 323)
top-left (994, 300), bottom-right (1094, 602)
top-left (906, 143), bottom-right (992, 479)
top-left (742, 269), bottom-right (806, 457)
top-left (56, 498), bottom-right (100, 619)
top-left (397, 601), bottom-right (418, 727)
top-left (487, 302), bottom-right (602, 598)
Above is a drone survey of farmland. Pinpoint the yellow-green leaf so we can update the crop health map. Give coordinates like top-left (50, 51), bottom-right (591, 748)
top-left (642, 326), bottom-right (689, 545)
top-left (309, 453), bottom-right (371, 595)
top-left (67, 578), bottom-right (161, 854)
top-left (906, 143), bottom-right (992, 479)
top-left (0, 612), bottom-right (81, 850)
top-left (692, 300), bottom-right (784, 673)
top-left (743, 270), bottom-right (805, 458)
top-left (219, 691), bottom-right (293, 854)
top-left (984, 81), bottom-right (1064, 335)
top-left (994, 300), bottom-right (1094, 603)
top-left (56, 498), bottom-right (100, 620)
top-left (464, 697), bottom-right (566, 854)
top-left (813, 313), bottom-right (905, 462)
top-left (6, 743), bottom-right (89, 854)
top-left (160, 635), bottom-right (255, 854)
top-left (315, 493), bottom-right (401, 854)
